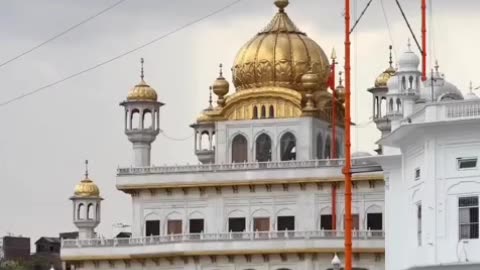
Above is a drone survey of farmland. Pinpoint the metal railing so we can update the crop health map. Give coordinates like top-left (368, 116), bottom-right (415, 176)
top-left (62, 230), bottom-right (384, 248)
top-left (116, 158), bottom-right (384, 176)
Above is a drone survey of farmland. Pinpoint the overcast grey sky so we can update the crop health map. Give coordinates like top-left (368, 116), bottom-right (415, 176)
top-left (0, 0), bottom-right (479, 243)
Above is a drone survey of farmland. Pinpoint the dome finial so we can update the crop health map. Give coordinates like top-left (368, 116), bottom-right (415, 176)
top-left (274, 0), bottom-right (289, 12)
top-left (388, 45), bottom-right (393, 67)
top-left (208, 86), bottom-right (213, 109)
top-left (470, 81), bottom-right (474, 92)
top-left (338, 71), bottom-right (343, 86)
top-left (218, 63), bottom-right (224, 77)
top-left (84, 159), bottom-right (89, 179)
top-left (434, 59), bottom-right (440, 73)
top-left (407, 38), bottom-right (412, 51)
top-left (140, 58), bottom-right (145, 80)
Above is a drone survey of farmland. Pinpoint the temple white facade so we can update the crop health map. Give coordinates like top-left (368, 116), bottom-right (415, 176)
top-left (61, 1), bottom-right (385, 270)
top-left (60, 1), bottom-right (480, 270)
top-left (375, 45), bottom-right (480, 270)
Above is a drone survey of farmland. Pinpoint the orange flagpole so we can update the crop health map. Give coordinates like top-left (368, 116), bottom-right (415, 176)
top-left (421, 0), bottom-right (427, 81)
top-left (344, 0), bottom-right (353, 269)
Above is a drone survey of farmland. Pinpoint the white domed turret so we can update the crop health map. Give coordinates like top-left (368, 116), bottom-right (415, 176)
top-left (70, 161), bottom-right (103, 240)
top-left (465, 82), bottom-right (479, 100)
top-left (398, 40), bottom-right (420, 72)
top-left (420, 61), bottom-right (463, 102)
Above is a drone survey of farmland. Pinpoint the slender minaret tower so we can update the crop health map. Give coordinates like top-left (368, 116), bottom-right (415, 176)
top-left (368, 46), bottom-right (396, 154)
top-left (120, 58), bottom-right (164, 167)
top-left (70, 160), bottom-right (103, 239)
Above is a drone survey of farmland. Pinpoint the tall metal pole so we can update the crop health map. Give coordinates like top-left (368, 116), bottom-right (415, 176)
top-left (421, 0), bottom-right (427, 81)
top-left (330, 53), bottom-right (338, 230)
top-left (344, 0), bottom-right (353, 269)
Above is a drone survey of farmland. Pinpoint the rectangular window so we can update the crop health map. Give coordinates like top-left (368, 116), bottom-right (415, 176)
top-left (189, 219), bottom-right (204, 234)
top-left (344, 214), bottom-right (360, 230)
top-left (415, 168), bottom-right (421, 180)
top-left (367, 213), bottom-right (383, 230)
top-left (145, 220), bottom-right (160, 236)
top-left (253, 217), bottom-right (270, 231)
top-left (457, 158), bottom-right (478, 170)
top-left (167, 220), bottom-right (182, 235)
top-left (228, 217), bottom-right (246, 232)
top-left (417, 204), bottom-right (422, 246)
top-left (320, 214), bottom-right (333, 230)
top-left (459, 196), bottom-right (479, 239)
top-left (277, 216), bottom-right (295, 231)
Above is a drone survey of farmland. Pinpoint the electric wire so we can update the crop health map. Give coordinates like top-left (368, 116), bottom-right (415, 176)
top-left (429, 0), bottom-right (437, 63)
top-left (349, 0), bottom-right (374, 34)
top-left (380, 0), bottom-right (398, 58)
top-left (354, 0), bottom-right (359, 151)
top-left (160, 130), bottom-right (194, 142)
top-left (0, 0), bottom-right (128, 69)
top-left (0, 0), bottom-right (244, 108)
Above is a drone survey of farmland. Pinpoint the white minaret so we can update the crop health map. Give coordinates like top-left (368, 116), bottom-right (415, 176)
top-left (386, 40), bottom-right (421, 131)
top-left (120, 58), bottom-right (164, 167)
top-left (70, 160), bottom-right (103, 239)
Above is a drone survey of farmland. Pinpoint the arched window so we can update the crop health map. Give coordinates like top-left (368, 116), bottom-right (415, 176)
top-left (232, 134), bottom-right (248, 163)
top-left (416, 76), bottom-right (420, 89)
top-left (316, 133), bottom-right (323, 159)
top-left (87, 204), bottom-right (94, 220)
top-left (130, 109), bottom-right (140, 130)
top-left (280, 132), bottom-right (296, 161)
top-left (269, 105), bottom-right (275, 118)
top-left (408, 76), bottom-right (414, 89)
top-left (389, 99), bottom-right (394, 112)
top-left (401, 76), bottom-right (406, 90)
top-left (253, 106), bottom-right (258, 119)
top-left (200, 131), bottom-right (210, 150)
top-left (96, 204), bottom-right (100, 220)
top-left (77, 204), bottom-right (85, 220)
top-left (396, 98), bottom-right (401, 112)
top-left (325, 136), bottom-right (331, 159)
top-left (143, 110), bottom-right (152, 129)
top-left (255, 133), bottom-right (272, 162)
top-left (261, 106), bottom-right (266, 119)
top-left (380, 97), bottom-right (387, 117)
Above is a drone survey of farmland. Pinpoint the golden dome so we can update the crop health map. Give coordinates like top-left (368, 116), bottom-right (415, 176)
top-left (374, 66), bottom-right (396, 88)
top-left (127, 79), bottom-right (158, 101)
top-left (127, 58), bottom-right (158, 102)
top-left (212, 64), bottom-right (229, 98)
top-left (74, 178), bottom-right (100, 197)
top-left (232, 0), bottom-right (330, 92)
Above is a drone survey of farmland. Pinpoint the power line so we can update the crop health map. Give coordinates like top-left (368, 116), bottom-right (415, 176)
top-left (0, 0), bottom-right (128, 69)
top-left (380, 0), bottom-right (398, 58)
top-left (0, 0), bottom-right (244, 107)
top-left (160, 130), bottom-right (194, 141)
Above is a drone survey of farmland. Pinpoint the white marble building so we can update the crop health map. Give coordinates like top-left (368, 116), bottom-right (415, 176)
top-left (373, 43), bottom-right (480, 270)
top-left (61, 1), bottom-right (386, 270)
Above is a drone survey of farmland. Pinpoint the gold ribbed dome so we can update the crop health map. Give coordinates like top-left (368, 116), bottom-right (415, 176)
top-left (127, 79), bottom-right (158, 101)
top-left (232, 0), bottom-right (330, 92)
top-left (374, 66), bottom-right (396, 88)
top-left (74, 178), bottom-right (100, 197)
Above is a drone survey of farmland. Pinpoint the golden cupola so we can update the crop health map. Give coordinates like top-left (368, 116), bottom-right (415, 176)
top-left (73, 161), bottom-right (100, 198)
top-left (232, 0), bottom-right (330, 92)
top-left (374, 45), bottom-right (396, 88)
top-left (127, 58), bottom-right (158, 101)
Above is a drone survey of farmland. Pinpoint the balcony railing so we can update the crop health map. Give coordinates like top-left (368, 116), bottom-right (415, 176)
top-left (116, 158), bottom-right (383, 176)
top-left (62, 230), bottom-right (384, 248)
top-left (400, 99), bottom-right (480, 126)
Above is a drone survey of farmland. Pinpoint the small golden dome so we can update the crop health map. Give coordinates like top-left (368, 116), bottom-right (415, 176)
top-left (301, 67), bottom-right (320, 92)
top-left (374, 66), bottom-right (396, 88)
top-left (127, 58), bottom-right (158, 101)
top-left (74, 178), bottom-right (100, 197)
top-left (127, 80), bottom-right (158, 101)
top-left (232, 0), bottom-right (329, 92)
top-left (212, 64), bottom-right (229, 97)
